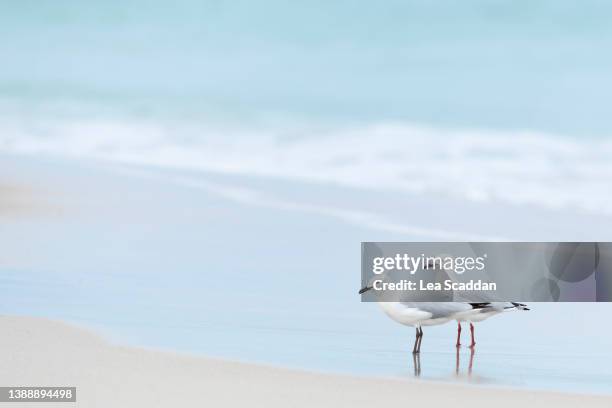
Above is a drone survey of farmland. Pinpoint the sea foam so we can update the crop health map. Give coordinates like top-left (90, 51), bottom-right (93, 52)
top-left (2, 115), bottom-right (611, 216)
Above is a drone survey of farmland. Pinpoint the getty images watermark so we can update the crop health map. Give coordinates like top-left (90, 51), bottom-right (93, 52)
top-left (361, 242), bottom-right (612, 302)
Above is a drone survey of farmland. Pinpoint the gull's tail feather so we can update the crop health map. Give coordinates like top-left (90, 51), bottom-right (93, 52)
top-left (506, 302), bottom-right (530, 311)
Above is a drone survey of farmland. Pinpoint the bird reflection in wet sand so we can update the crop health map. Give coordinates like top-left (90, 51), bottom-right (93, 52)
top-left (410, 348), bottom-right (476, 378)
top-left (456, 347), bottom-right (475, 376)
top-left (412, 353), bottom-right (421, 377)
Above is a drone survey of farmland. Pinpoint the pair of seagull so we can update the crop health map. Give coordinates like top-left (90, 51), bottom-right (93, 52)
top-left (359, 284), bottom-right (529, 353)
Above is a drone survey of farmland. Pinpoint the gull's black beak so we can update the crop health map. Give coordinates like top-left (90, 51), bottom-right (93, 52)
top-left (359, 286), bottom-right (372, 294)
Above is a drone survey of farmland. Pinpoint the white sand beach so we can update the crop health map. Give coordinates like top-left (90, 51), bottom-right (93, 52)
top-left (1, 315), bottom-right (610, 408)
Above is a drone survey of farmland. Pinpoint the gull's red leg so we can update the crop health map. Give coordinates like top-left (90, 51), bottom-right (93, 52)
top-left (456, 321), bottom-right (462, 347)
top-left (469, 323), bottom-right (476, 348)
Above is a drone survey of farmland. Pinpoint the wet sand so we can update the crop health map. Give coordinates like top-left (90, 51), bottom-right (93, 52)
top-left (1, 315), bottom-right (611, 408)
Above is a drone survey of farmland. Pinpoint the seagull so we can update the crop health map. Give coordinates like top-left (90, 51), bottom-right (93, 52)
top-left (358, 286), bottom-right (473, 353)
top-left (453, 302), bottom-right (530, 348)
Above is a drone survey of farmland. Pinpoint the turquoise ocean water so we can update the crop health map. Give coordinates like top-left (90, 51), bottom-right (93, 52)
top-left (2, 1), bottom-right (612, 133)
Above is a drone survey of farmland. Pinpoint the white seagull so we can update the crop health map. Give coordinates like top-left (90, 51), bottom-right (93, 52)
top-left (357, 286), bottom-right (471, 353)
top-left (381, 302), bottom-right (472, 353)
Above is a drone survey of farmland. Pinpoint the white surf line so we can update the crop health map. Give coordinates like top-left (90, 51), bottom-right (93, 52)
top-left (113, 166), bottom-right (511, 241)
